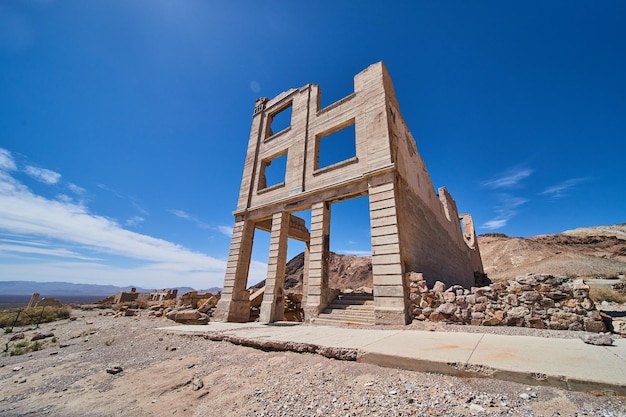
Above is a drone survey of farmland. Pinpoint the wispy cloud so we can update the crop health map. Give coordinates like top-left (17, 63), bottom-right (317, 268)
top-left (126, 216), bottom-right (145, 227)
top-left (67, 183), bottom-right (85, 195)
top-left (0, 149), bottom-right (17, 171)
top-left (170, 209), bottom-right (210, 229)
top-left (482, 168), bottom-right (533, 189)
top-left (25, 165), bottom-right (61, 185)
top-left (217, 225), bottom-right (233, 237)
top-left (0, 148), bottom-right (227, 288)
top-left (480, 195), bottom-right (528, 230)
top-left (0, 242), bottom-right (101, 261)
top-left (98, 183), bottom-right (149, 215)
top-left (540, 178), bottom-right (589, 199)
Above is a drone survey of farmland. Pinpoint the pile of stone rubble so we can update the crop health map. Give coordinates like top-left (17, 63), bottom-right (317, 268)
top-left (408, 273), bottom-right (608, 332)
top-left (147, 293), bottom-right (220, 325)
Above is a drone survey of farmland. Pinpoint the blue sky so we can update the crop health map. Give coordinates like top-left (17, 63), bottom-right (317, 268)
top-left (1, 1), bottom-right (625, 289)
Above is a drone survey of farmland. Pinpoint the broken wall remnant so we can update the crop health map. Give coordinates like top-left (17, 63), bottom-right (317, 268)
top-left (214, 61), bottom-right (483, 325)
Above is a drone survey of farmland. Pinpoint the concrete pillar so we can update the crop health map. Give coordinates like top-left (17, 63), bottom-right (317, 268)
top-left (27, 293), bottom-right (40, 308)
top-left (368, 180), bottom-right (409, 325)
top-left (300, 241), bottom-right (311, 308)
top-left (213, 218), bottom-right (254, 322)
top-left (304, 201), bottom-right (331, 320)
top-left (259, 211), bottom-right (290, 323)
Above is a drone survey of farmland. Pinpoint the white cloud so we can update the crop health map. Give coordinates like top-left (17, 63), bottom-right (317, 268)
top-left (25, 165), bottom-right (62, 184)
top-left (480, 195), bottom-right (528, 231)
top-left (126, 216), bottom-right (145, 227)
top-left (0, 148), bottom-right (17, 171)
top-left (217, 225), bottom-right (233, 237)
top-left (481, 219), bottom-right (508, 230)
top-left (170, 209), bottom-right (191, 220)
top-left (0, 167), bottom-right (227, 288)
top-left (482, 168), bottom-right (533, 189)
top-left (169, 209), bottom-right (210, 229)
top-left (0, 243), bottom-right (100, 261)
top-left (540, 178), bottom-right (588, 199)
top-left (68, 183), bottom-right (85, 195)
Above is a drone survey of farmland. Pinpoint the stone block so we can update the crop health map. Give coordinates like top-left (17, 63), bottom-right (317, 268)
top-left (583, 319), bottom-right (607, 333)
top-left (432, 281), bottom-right (446, 293)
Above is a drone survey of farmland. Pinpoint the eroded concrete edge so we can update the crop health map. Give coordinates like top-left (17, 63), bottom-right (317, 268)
top-left (165, 329), bottom-right (625, 396)
top-left (357, 352), bottom-right (626, 396)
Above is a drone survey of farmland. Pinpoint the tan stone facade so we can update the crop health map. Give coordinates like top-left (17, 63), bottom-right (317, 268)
top-left (214, 62), bottom-right (483, 325)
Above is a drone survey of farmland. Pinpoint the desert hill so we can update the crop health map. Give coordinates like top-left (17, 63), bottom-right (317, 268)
top-left (251, 252), bottom-right (373, 291)
top-left (267, 223), bottom-right (626, 289)
top-left (479, 223), bottom-right (626, 282)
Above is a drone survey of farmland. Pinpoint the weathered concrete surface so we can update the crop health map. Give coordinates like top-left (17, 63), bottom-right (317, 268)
top-left (162, 323), bottom-right (626, 395)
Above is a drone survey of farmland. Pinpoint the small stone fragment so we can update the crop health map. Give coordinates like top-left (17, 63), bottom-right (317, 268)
top-left (583, 334), bottom-right (613, 346)
top-left (106, 365), bottom-right (123, 375)
top-left (469, 403), bottom-right (485, 413)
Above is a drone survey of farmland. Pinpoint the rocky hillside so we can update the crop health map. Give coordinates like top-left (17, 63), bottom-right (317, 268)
top-left (258, 223), bottom-right (626, 290)
top-left (479, 223), bottom-right (626, 282)
top-left (251, 252), bottom-right (372, 291)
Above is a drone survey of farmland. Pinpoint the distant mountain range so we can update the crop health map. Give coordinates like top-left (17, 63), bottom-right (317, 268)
top-left (0, 281), bottom-right (213, 297)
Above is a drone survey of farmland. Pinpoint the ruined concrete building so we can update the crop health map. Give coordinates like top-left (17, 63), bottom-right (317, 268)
top-left (214, 62), bottom-right (483, 325)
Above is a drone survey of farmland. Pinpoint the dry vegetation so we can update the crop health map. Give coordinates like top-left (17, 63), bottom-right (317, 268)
top-left (0, 306), bottom-right (71, 331)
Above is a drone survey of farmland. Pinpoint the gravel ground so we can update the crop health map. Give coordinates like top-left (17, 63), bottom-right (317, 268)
top-left (0, 308), bottom-right (624, 417)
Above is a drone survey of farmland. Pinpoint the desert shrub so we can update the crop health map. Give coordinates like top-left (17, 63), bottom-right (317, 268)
top-left (9, 340), bottom-right (43, 356)
top-left (0, 306), bottom-right (72, 328)
top-left (590, 288), bottom-right (626, 304)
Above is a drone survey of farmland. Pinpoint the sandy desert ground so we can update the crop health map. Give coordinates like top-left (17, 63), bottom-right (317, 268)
top-left (1, 308), bottom-right (625, 417)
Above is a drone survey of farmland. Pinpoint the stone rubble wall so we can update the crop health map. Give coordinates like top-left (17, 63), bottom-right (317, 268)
top-left (407, 272), bottom-right (607, 332)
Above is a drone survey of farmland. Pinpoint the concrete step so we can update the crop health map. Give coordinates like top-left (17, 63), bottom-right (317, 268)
top-left (326, 302), bottom-right (374, 310)
top-left (315, 292), bottom-right (375, 326)
top-left (321, 308), bottom-right (374, 317)
top-left (312, 316), bottom-right (375, 326)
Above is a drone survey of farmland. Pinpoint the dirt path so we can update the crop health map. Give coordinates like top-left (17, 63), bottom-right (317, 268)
top-left (1, 308), bottom-right (624, 416)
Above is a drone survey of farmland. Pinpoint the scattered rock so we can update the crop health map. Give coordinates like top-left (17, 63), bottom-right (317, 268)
top-left (10, 333), bottom-right (25, 341)
top-left (192, 377), bottom-right (204, 391)
top-left (583, 334), bottom-right (613, 346)
top-left (31, 332), bottom-right (54, 341)
top-left (469, 403), bottom-right (485, 413)
top-left (106, 366), bottom-right (123, 375)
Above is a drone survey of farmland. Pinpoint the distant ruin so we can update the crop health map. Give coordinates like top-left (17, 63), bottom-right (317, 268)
top-left (214, 62), bottom-right (483, 325)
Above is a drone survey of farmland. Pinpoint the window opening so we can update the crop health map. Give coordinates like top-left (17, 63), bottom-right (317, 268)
top-left (316, 121), bottom-right (356, 170)
top-left (267, 103), bottom-right (292, 137)
top-left (258, 152), bottom-right (287, 190)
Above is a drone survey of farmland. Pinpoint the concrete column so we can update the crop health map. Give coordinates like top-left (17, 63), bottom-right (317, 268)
top-left (213, 218), bottom-right (254, 322)
top-left (304, 201), bottom-right (331, 320)
top-left (259, 211), bottom-right (290, 323)
top-left (300, 241), bottom-right (310, 308)
top-left (368, 180), bottom-right (409, 325)
top-left (27, 293), bottom-right (40, 308)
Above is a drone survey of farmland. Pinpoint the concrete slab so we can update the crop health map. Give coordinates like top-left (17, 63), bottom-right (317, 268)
top-left (357, 331), bottom-right (485, 376)
top-left (467, 334), bottom-right (626, 392)
top-left (159, 322), bottom-right (626, 395)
